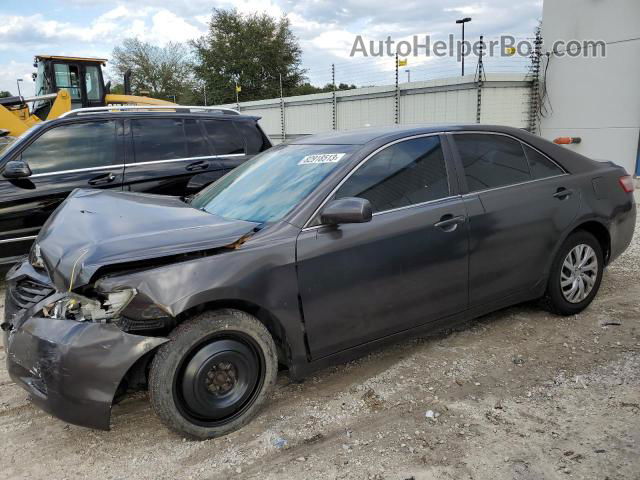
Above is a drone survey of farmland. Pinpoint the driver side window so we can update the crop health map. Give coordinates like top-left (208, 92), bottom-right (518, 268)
top-left (334, 136), bottom-right (450, 214)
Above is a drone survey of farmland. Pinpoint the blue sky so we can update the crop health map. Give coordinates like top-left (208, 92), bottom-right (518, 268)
top-left (1, 0), bottom-right (542, 96)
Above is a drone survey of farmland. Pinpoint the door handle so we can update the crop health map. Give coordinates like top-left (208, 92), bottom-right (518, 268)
top-left (553, 187), bottom-right (573, 199)
top-left (88, 173), bottom-right (116, 186)
top-left (186, 161), bottom-right (208, 172)
top-left (434, 214), bottom-right (466, 232)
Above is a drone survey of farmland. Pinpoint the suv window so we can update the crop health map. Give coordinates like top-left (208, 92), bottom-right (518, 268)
top-left (524, 144), bottom-right (564, 179)
top-left (454, 134), bottom-right (531, 192)
top-left (335, 136), bottom-right (449, 213)
top-left (234, 121), bottom-right (270, 154)
top-left (21, 120), bottom-right (117, 174)
top-left (132, 118), bottom-right (186, 162)
top-left (203, 120), bottom-right (245, 155)
top-left (184, 119), bottom-right (211, 157)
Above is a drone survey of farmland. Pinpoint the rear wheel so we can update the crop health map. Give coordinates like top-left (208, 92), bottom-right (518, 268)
top-left (542, 230), bottom-right (604, 316)
top-left (149, 309), bottom-right (277, 439)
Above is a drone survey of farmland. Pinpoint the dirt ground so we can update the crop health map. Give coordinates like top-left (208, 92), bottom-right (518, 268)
top-left (1, 213), bottom-right (639, 480)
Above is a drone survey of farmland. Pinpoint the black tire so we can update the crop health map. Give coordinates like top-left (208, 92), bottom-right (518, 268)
top-left (149, 309), bottom-right (278, 439)
top-left (541, 230), bottom-right (604, 316)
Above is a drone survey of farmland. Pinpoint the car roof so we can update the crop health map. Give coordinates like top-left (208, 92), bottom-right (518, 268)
top-left (49, 111), bottom-right (261, 124)
top-left (289, 124), bottom-right (533, 145)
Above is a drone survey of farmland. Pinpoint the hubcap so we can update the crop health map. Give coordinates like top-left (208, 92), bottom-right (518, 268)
top-left (560, 244), bottom-right (598, 303)
top-left (178, 338), bottom-right (261, 423)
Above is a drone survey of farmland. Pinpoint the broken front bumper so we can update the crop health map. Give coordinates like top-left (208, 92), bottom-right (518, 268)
top-left (3, 261), bottom-right (167, 430)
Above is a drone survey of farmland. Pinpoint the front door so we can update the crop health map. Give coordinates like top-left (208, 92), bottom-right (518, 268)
top-left (0, 119), bottom-right (124, 262)
top-left (296, 135), bottom-right (469, 359)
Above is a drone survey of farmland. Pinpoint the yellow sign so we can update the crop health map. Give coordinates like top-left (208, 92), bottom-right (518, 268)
top-left (505, 47), bottom-right (517, 56)
top-left (398, 58), bottom-right (408, 67)
top-left (235, 85), bottom-right (242, 93)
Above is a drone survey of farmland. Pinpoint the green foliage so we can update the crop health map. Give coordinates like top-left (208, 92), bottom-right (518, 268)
top-left (0, 90), bottom-right (11, 98)
top-left (192, 9), bottom-right (306, 104)
top-left (111, 39), bottom-right (195, 103)
top-left (290, 83), bottom-right (357, 96)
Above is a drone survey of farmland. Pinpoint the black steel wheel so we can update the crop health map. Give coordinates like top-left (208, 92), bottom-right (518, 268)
top-left (149, 309), bottom-right (278, 439)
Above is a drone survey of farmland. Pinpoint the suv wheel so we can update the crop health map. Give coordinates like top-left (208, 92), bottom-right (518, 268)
top-left (542, 230), bottom-right (604, 316)
top-left (149, 309), bottom-right (278, 439)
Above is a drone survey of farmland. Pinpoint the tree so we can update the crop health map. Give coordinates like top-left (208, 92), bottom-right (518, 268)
top-left (193, 9), bottom-right (306, 104)
top-left (0, 91), bottom-right (11, 98)
top-left (290, 82), bottom-right (357, 96)
top-left (110, 39), bottom-right (194, 102)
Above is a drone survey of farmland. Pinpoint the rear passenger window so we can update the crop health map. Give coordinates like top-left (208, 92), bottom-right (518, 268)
top-left (454, 134), bottom-right (531, 192)
top-left (184, 119), bottom-right (211, 157)
top-left (21, 121), bottom-right (117, 174)
top-left (132, 118), bottom-right (186, 163)
top-left (203, 120), bottom-right (245, 155)
top-left (335, 136), bottom-right (449, 213)
top-left (524, 145), bottom-right (564, 179)
top-left (234, 121), bottom-right (270, 154)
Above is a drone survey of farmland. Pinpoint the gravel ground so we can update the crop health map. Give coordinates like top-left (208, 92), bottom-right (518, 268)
top-left (1, 211), bottom-right (639, 480)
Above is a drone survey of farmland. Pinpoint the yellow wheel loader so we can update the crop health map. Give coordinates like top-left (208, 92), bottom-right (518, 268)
top-left (0, 55), bottom-right (175, 139)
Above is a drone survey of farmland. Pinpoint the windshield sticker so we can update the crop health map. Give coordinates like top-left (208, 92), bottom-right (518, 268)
top-left (298, 153), bottom-right (346, 165)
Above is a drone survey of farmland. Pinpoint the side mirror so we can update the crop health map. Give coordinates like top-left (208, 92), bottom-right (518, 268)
top-left (320, 197), bottom-right (372, 225)
top-left (3, 160), bottom-right (32, 179)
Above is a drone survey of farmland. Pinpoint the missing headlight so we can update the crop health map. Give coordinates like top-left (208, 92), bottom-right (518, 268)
top-left (45, 289), bottom-right (137, 323)
top-left (29, 243), bottom-right (45, 270)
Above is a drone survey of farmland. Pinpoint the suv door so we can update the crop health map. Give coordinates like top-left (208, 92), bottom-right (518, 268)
top-left (184, 118), bottom-right (270, 192)
top-left (450, 132), bottom-right (579, 306)
top-left (296, 135), bottom-right (469, 359)
top-left (124, 117), bottom-right (216, 196)
top-left (0, 119), bottom-right (124, 263)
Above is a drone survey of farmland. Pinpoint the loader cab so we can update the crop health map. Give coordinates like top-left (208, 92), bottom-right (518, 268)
top-left (32, 56), bottom-right (107, 118)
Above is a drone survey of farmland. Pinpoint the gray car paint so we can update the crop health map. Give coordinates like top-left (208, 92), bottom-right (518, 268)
top-left (3, 124), bottom-right (636, 431)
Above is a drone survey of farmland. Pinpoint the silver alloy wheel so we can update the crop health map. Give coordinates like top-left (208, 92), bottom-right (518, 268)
top-left (560, 244), bottom-right (598, 303)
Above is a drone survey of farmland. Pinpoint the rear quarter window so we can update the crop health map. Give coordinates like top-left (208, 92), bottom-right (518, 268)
top-left (234, 121), bottom-right (271, 154)
top-left (203, 120), bottom-right (245, 155)
top-left (523, 144), bottom-right (565, 179)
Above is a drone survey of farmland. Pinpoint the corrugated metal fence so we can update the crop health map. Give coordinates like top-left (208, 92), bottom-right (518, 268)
top-left (219, 73), bottom-right (532, 143)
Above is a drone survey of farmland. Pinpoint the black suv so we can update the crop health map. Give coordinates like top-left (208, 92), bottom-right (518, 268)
top-left (0, 107), bottom-right (271, 264)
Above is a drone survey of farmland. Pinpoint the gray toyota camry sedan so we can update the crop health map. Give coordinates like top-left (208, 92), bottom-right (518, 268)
top-left (3, 125), bottom-right (636, 439)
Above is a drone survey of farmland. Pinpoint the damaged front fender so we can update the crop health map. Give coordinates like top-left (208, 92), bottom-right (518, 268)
top-left (5, 316), bottom-right (167, 430)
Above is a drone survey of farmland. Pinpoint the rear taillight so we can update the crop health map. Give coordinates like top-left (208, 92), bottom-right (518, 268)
top-left (619, 175), bottom-right (635, 193)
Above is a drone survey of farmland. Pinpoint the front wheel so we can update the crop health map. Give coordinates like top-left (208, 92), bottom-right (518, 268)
top-left (542, 230), bottom-right (604, 316)
top-left (149, 309), bottom-right (278, 439)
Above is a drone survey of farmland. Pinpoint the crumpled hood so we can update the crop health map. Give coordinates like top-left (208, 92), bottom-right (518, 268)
top-left (37, 189), bottom-right (259, 291)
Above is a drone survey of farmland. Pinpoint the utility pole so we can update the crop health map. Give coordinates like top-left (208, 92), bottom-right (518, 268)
top-left (203, 84), bottom-right (207, 106)
top-left (527, 26), bottom-right (543, 134)
top-left (456, 17), bottom-right (472, 76)
top-left (395, 53), bottom-right (399, 124)
top-left (332, 64), bottom-right (337, 130)
top-left (475, 35), bottom-right (485, 124)
top-left (279, 73), bottom-right (286, 141)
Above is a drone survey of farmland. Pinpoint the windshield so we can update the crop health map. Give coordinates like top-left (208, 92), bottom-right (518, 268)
top-left (191, 143), bottom-right (357, 223)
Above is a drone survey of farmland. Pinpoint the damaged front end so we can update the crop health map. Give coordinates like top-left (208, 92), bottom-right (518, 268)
top-left (3, 261), bottom-right (168, 430)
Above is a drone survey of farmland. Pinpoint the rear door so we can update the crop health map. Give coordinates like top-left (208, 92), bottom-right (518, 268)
top-left (123, 117), bottom-right (217, 196)
top-left (449, 132), bottom-right (580, 306)
top-left (0, 119), bottom-right (123, 262)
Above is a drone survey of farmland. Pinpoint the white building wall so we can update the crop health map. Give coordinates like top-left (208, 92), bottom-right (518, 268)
top-left (539, 0), bottom-right (640, 176)
top-left (220, 73), bottom-right (531, 143)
